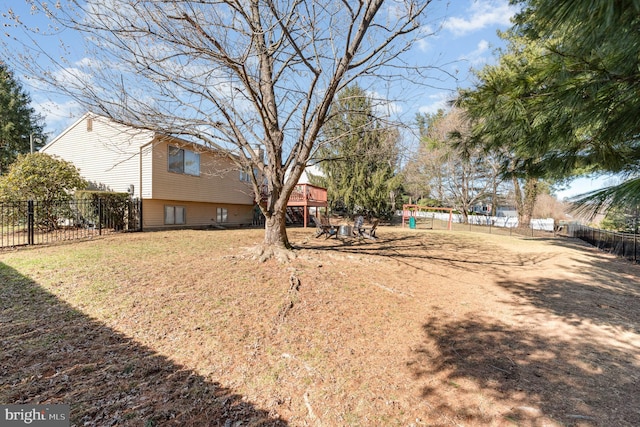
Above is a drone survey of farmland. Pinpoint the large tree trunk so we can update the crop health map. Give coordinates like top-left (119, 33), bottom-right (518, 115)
top-left (252, 208), bottom-right (294, 262)
top-left (521, 177), bottom-right (539, 227)
top-left (253, 182), bottom-right (296, 262)
top-left (512, 174), bottom-right (525, 225)
top-left (263, 209), bottom-right (290, 249)
top-left (461, 209), bottom-right (469, 224)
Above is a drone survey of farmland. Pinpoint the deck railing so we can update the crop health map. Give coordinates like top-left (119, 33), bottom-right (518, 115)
top-left (288, 184), bottom-right (327, 203)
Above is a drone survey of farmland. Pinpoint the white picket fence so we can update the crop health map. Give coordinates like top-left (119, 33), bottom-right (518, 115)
top-left (401, 210), bottom-right (555, 232)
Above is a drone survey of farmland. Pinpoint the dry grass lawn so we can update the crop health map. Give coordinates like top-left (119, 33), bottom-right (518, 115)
top-left (1, 227), bottom-right (639, 426)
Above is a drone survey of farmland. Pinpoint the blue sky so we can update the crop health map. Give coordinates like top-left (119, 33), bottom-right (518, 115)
top-left (2, 0), bottom-right (516, 134)
top-left (0, 0), bottom-right (603, 198)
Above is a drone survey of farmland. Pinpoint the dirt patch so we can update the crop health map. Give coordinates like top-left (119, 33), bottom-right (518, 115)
top-left (1, 227), bottom-right (639, 426)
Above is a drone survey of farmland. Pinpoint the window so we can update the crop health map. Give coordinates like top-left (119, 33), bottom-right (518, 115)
top-left (216, 207), bottom-right (228, 223)
top-left (239, 169), bottom-right (251, 182)
top-left (165, 206), bottom-right (186, 225)
top-left (168, 146), bottom-right (200, 176)
top-left (240, 167), bottom-right (260, 183)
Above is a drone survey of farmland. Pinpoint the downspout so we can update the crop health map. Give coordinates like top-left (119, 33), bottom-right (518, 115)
top-left (139, 144), bottom-right (143, 232)
top-left (139, 138), bottom-right (155, 232)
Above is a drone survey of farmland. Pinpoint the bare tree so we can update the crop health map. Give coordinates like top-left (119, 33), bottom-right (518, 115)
top-left (3, 0), bottom-right (433, 258)
top-left (412, 107), bottom-right (506, 222)
top-left (532, 192), bottom-right (568, 222)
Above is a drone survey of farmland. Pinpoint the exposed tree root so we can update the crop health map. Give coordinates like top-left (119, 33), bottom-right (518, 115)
top-left (277, 275), bottom-right (300, 320)
top-left (247, 244), bottom-right (298, 263)
top-left (273, 273), bottom-right (301, 333)
top-left (304, 390), bottom-right (321, 426)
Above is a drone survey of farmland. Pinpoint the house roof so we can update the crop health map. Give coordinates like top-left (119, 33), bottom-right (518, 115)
top-left (41, 112), bottom-right (231, 157)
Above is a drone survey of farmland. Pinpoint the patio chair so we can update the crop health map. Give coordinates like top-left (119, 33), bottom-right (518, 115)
top-left (364, 219), bottom-right (379, 239)
top-left (310, 215), bottom-right (337, 239)
top-left (353, 216), bottom-right (378, 240)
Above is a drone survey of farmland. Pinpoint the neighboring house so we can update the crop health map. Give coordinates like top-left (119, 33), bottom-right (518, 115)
top-left (471, 204), bottom-right (492, 216)
top-left (41, 113), bottom-right (256, 229)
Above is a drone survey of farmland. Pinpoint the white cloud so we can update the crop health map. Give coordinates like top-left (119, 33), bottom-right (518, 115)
top-left (458, 39), bottom-right (491, 66)
top-left (367, 90), bottom-right (403, 118)
top-left (443, 0), bottom-right (515, 37)
top-left (52, 65), bottom-right (95, 90)
top-left (415, 24), bottom-right (437, 53)
top-left (418, 92), bottom-right (452, 115)
top-left (74, 57), bottom-right (100, 68)
top-left (416, 38), bottom-right (431, 52)
top-left (32, 98), bottom-right (82, 137)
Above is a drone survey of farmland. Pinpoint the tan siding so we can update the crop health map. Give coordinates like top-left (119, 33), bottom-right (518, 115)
top-left (41, 115), bottom-right (153, 198)
top-left (151, 139), bottom-right (254, 205)
top-left (142, 199), bottom-right (254, 229)
top-left (140, 143), bottom-right (153, 199)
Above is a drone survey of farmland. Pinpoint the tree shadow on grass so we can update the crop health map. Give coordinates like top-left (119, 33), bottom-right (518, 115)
top-left (410, 314), bottom-right (640, 426)
top-left (495, 256), bottom-right (640, 333)
top-left (409, 248), bottom-right (640, 426)
top-left (296, 230), bottom-right (555, 275)
top-left (0, 263), bottom-right (287, 426)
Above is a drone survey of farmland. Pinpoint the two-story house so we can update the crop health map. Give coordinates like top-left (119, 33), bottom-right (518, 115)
top-left (41, 113), bottom-right (256, 229)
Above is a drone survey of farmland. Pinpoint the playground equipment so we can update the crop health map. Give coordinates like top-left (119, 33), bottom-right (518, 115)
top-left (402, 204), bottom-right (453, 231)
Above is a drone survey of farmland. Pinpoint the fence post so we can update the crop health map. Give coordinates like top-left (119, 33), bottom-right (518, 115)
top-left (98, 198), bottom-right (103, 236)
top-left (27, 200), bottom-right (34, 245)
top-left (138, 198), bottom-right (143, 232)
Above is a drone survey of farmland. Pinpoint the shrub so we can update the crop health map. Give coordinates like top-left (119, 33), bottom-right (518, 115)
top-left (74, 191), bottom-right (131, 230)
top-left (0, 153), bottom-right (87, 230)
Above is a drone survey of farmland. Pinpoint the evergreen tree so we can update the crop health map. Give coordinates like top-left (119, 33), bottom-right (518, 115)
top-left (459, 0), bottom-right (640, 220)
top-left (311, 86), bottom-right (402, 219)
top-left (458, 33), bottom-right (562, 226)
top-left (499, 1), bottom-right (640, 216)
top-left (600, 206), bottom-right (640, 233)
top-left (0, 62), bottom-right (46, 174)
top-left (525, 0), bottom-right (640, 217)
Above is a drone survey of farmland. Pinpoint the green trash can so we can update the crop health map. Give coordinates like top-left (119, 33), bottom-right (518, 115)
top-left (409, 216), bottom-right (416, 229)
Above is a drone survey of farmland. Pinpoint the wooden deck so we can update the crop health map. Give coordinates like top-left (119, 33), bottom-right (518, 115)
top-left (287, 183), bottom-right (328, 227)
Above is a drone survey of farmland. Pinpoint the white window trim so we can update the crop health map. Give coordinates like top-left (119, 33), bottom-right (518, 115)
top-left (165, 205), bottom-right (186, 225)
top-left (216, 207), bottom-right (228, 223)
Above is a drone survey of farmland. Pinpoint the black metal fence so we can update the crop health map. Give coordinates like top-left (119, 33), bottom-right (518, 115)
top-left (566, 223), bottom-right (639, 263)
top-left (0, 198), bottom-right (141, 249)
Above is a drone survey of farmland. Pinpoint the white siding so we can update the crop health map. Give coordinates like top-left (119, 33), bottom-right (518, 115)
top-left (41, 114), bottom-right (154, 198)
